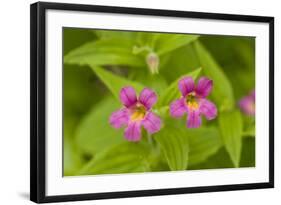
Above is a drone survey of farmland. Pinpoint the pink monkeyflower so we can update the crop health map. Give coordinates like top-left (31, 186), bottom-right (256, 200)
top-left (239, 90), bottom-right (255, 116)
top-left (170, 76), bottom-right (217, 128)
top-left (109, 86), bottom-right (162, 141)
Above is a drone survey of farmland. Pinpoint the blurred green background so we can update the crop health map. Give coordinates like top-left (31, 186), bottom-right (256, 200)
top-left (63, 28), bottom-right (255, 176)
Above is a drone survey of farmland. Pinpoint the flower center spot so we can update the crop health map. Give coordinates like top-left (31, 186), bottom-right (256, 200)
top-left (130, 103), bottom-right (147, 121)
top-left (186, 92), bottom-right (199, 110)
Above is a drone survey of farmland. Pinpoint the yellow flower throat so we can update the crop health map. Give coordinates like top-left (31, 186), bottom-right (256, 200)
top-left (130, 103), bottom-right (147, 121)
top-left (186, 92), bottom-right (199, 110)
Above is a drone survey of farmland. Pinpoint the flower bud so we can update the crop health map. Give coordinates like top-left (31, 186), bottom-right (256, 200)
top-left (146, 52), bottom-right (159, 74)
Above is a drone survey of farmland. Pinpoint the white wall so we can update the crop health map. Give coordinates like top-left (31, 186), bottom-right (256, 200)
top-left (0, 0), bottom-right (279, 204)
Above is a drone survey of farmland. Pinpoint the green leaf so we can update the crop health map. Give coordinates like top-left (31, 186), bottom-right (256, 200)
top-left (194, 41), bottom-right (234, 110)
top-left (188, 147), bottom-right (233, 170)
top-left (160, 45), bottom-right (201, 83)
top-left (64, 114), bottom-right (79, 139)
top-left (64, 65), bottom-right (101, 115)
top-left (135, 32), bottom-right (158, 48)
top-left (64, 116), bottom-right (83, 176)
top-left (243, 127), bottom-right (255, 137)
top-left (78, 142), bottom-right (150, 175)
top-left (64, 38), bottom-right (144, 67)
top-left (193, 138), bottom-right (255, 170)
top-left (155, 34), bottom-right (199, 55)
top-left (130, 70), bottom-right (168, 94)
top-left (64, 136), bottom-right (83, 176)
top-left (187, 127), bottom-right (223, 166)
top-left (75, 97), bottom-right (125, 156)
top-left (135, 32), bottom-right (199, 56)
top-left (242, 116), bottom-right (255, 137)
top-left (154, 125), bottom-right (189, 171)
top-left (219, 110), bottom-right (243, 167)
top-left (156, 67), bottom-right (202, 108)
top-left (94, 30), bottom-right (136, 40)
top-left (199, 36), bottom-right (255, 100)
top-left (240, 138), bottom-right (255, 167)
top-left (64, 28), bottom-right (96, 56)
top-left (91, 66), bottom-right (145, 100)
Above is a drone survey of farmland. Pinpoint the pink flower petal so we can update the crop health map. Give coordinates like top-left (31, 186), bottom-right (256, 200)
top-left (199, 99), bottom-right (217, 120)
top-left (142, 112), bottom-right (162, 134)
top-left (196, 77), bottom-right (213, 98)
top-left (178, 77), bottom-right (195, 97)
top-left (124, 121), bottom-right (142, 141)
top-left (119, 86), bottom-right (137, 108)
top-left (109, 108), bottom-right (129, 128)
top-left (187, 108), bottom-right (201, 128)
top-left (139, 88), bottom-right (157, 110)
top-left (170, 98), bottom-right (187, 118)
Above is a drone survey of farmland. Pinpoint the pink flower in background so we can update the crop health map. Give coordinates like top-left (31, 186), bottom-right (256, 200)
top-left (170, 76), bottom-right (217, 128)
top-left (239, 90), bottom-right (255, 116)
top-left (110, 86), bottom-right (162, 141)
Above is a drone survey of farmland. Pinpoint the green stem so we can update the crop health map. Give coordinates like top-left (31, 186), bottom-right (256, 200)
top-left (132, 45), bottom-right (153, 55)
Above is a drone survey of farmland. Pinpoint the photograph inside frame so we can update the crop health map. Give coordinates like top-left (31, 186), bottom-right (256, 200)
top-left (63, 28), bottom-right (255, 177)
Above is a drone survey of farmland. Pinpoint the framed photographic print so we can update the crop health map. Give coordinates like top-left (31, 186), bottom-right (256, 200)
top-left (30, 1), bottom-right (274, 203)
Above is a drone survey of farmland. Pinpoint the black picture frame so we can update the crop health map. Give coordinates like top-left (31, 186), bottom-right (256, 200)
top-left (30, 1), bottom-right (274, 203)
